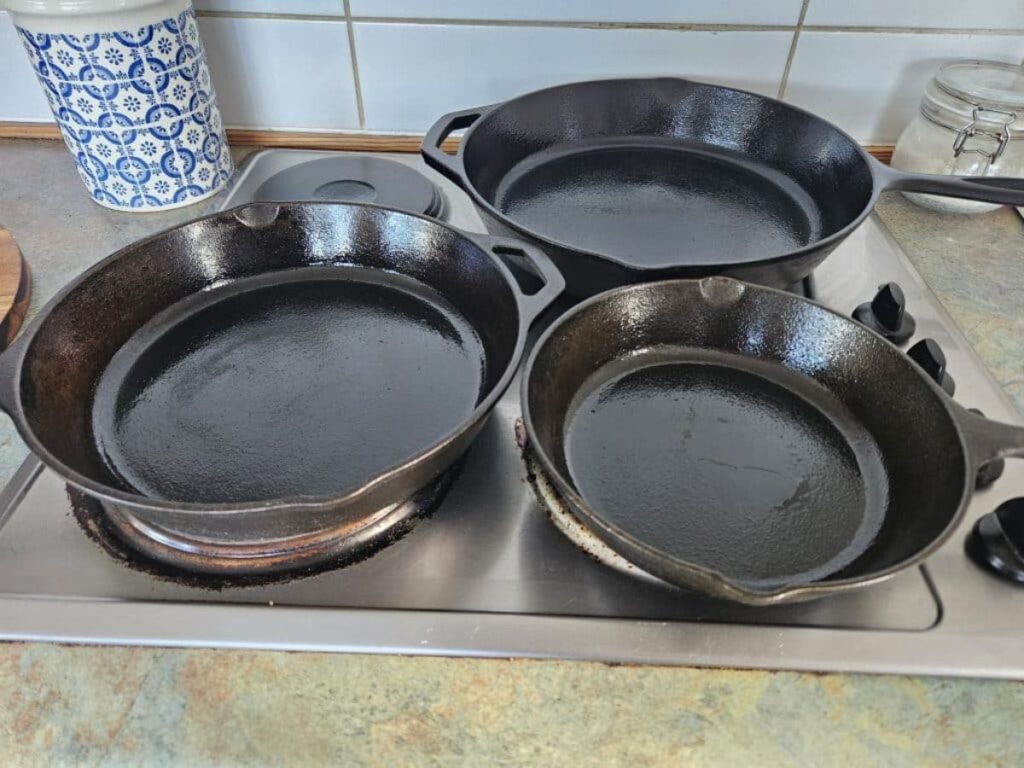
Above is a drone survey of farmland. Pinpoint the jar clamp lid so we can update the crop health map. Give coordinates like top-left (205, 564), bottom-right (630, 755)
top-left (921, 59), bottom-right (1024, 165)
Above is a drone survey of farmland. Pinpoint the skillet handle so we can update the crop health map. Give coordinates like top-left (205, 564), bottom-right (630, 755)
top-left (953, 403), bottom-right (1024, 468)
top-left (420, 107), bottom-right (488, 185)
top-left (872, 158), bottom-right (1024, 206)
top-left (482, 237), bottom-right (565, 324)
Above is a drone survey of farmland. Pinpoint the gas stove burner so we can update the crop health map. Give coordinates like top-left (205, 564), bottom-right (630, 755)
top-left (70, 466), bottom-right (460, 586)
top-left (252, 156), bottom-right (446, 218)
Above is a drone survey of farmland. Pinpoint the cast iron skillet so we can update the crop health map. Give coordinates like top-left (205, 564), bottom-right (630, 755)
top-left (423, 77), bottom-right (1024, 295)
top-left (0, 202), bottom-right (563, 552)
top-left (522, 277), bottom-right (1024, 605)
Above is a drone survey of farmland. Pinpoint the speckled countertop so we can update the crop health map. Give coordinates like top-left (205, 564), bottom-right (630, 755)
top-left (0, 140), bottom-right (1022, 767)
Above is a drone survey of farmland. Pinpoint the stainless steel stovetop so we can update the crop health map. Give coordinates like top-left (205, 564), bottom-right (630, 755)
top-left (0, 149), bottom-right (1021, 677)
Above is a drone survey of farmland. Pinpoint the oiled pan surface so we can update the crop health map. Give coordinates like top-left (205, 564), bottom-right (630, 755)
top-left (525, 279), bottom-right (975, 599)
top-left (564, 349), bottom-right (890, 590)
top-left (93, 266), bottom-right (485, 503)
top-left (495, 140), bottom-right (823, 268)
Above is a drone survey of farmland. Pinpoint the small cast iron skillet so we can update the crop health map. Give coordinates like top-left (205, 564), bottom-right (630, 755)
top-left (423, 77), bottom-right (1024, 295)
top-left (0, 202), bottom-right (563, 554)
top-left (522, 277), bottom-right (1024, 605)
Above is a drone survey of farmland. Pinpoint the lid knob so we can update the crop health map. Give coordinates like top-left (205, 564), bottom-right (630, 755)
top-left (965, 498), bottom-right (1024, 586)
top-left (853, 282), bottom-right (916, 344)
top-left (908, 338), bottom-right (956, 395)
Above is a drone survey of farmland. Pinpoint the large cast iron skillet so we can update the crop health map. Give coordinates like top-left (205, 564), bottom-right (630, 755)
top-left (0, 202), bottom-right (563, 552)
top-left (522, 277), bottom-right (1024, 605)
top-left (424, 77), bottom-right (1024, 295)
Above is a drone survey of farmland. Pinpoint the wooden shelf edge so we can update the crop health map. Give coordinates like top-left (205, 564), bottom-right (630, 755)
top-left (0, 123), bottom-right (461, 154)
top-left (0, 122), bottom-right (894, 163)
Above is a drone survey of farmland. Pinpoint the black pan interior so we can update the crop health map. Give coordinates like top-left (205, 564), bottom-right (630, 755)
top-left (92, 266), bottom-right (485, 503)
top-left (526, 280), bottom-right (967, 591)
top-left (564, 348), bottom-right (889, 589)
top-left (462, 79), bottom-right (876, 268)
top-left (20, 204), bottom-right (521, 502)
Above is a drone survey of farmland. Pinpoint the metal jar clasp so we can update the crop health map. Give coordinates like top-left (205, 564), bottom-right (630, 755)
top-left (952, 106), bottom-right (1018, 164)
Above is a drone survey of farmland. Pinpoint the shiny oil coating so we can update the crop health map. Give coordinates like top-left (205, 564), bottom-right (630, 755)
top-left (523, 278), bottom-right (975, 601)
top-left (430, 77), bottom-right (1024, 296)
top-left (495, 140), bottom-right (821, 268)
top-left (428, 78), bottom-right (878, 294)
top-left (0, 201), bottom-right (558, 550)
top-left (564, 351), bottom-right (888, 590)
top-left (92, 266), bottom-right (485, 504)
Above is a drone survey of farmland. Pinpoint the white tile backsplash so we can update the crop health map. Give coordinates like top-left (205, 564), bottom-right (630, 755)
top-left (804, 0), bottom-right (1024, 30)
top-left (198, 16), bottom-right (359, 130)
top-left (350, 0), bottom-right (804, 25)
top-left (355, 23), bottom-right (793, 131)
top-left (3, 2), bottom-right (1024, 142)
top-left (0, 12), bottom-right (56, 123)
top-left (195, 1), bottom-right (344, 14)
top-left (785, 32), bottom-right (1024, 143)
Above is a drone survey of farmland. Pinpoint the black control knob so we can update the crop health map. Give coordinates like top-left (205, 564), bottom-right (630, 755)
top-left (965, 498), bottom-right (1024, 585)
top-left (908, 338), bottom-right (955, 396)
top-left (968, 408), bottom-right (1006, 489)
top-left (853, 282), bottom-right (916, 344)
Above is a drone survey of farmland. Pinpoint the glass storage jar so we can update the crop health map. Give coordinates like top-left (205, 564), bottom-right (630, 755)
top-left (892, 59), bottom-right (1024, 214)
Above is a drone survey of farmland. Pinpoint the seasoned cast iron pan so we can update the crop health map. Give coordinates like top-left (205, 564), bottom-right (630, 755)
top-left (0, 202), bottom-right (563, 554)
top-left (423, 77), bottom-right (1024, 295)
top-left (522, 277), bottom-right (1024, 605)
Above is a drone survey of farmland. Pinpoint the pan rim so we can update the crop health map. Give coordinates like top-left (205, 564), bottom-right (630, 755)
top-left (7, 201), bottom-right (534, 517)
top-left (521, 276), bottom-right (974, 605)
top-left (455, 76), bottom-right (882, 273)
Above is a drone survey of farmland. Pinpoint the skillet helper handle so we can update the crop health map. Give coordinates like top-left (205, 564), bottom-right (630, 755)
top-left (954, 403), bottom-right (1024, 468)
top-left (484, 237), bottom-right (565, 323)
top-left (873, 159), bottom-right (1024, 206)
top-left (421, 107), bottom-right (487, 183)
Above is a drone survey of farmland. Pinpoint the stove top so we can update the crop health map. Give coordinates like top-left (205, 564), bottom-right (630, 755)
top-left (0, 149), bottom-right (1021, 677)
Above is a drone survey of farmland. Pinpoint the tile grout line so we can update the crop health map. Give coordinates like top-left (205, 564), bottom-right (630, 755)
top-left (801, 23), bottom-right (1024, 35)
top-left (192, 10), bottom-right (1024, 36)
top-left (193, 12), bottom-right (789, 30)
top-left (348, 17), bottom-right (794, 32)
top-left (342, 0), bottom-right (366, 129)
top-left (346, 17), bottom-right (1024, 35)
top-left (777, 0), bottom-right (811, 100)
top-left (196, 10), bottom-right (347, 23)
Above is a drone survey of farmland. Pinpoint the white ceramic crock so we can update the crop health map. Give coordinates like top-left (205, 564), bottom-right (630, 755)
top-left (4, 0), bottom-right (232, 211)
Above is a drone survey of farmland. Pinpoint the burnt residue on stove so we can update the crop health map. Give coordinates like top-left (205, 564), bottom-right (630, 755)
top-left (67, 462), bottom-right (462, 590)
top-left (518, 433), bottom-right (610, 570)
top-left (519, 425), bottom-right (683, 591)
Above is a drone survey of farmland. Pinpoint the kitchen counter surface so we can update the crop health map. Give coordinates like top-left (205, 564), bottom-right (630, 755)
top-left (0, 139), bottom-right (1022, 766)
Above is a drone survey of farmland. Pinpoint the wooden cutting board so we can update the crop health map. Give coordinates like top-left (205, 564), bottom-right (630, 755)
top-left (0, 229), bottom-right (31, 350)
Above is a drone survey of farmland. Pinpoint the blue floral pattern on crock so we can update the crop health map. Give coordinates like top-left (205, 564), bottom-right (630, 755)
top-left (17, 10), bottom-right (214, 130)
top-left (64, 106), bottom-right (233, 210)
top-left (17, 8), bottom-right (201, 81)
top-left (15, 6), bottom-right (232, 210)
